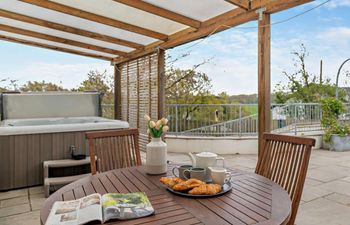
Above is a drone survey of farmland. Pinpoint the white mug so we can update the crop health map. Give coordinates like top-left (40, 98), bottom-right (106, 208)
top-left (208, 167), bottom-right (231, 185)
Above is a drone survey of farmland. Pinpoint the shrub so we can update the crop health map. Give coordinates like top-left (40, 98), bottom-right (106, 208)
top-left (321, 97), bottom-right (350, 143)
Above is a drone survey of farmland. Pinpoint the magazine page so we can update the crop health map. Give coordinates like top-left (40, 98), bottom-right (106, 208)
top-left (102, 192), bottom-right (154, 222)
top-left (45, 194), bottom-right (102, 225)
top-left (77, 194), bottom-right (103, 224)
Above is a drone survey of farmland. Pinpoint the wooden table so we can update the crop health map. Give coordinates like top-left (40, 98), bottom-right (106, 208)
top-left (41, 165), bottom-right (291, 225)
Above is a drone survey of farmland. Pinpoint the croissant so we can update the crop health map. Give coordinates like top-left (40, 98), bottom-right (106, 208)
top-left (188, 184), bottom-right (222, 195)
top-left (159, 177), bottom-right (184, 188)
top-left (172, 179), bottom-right (205, 191)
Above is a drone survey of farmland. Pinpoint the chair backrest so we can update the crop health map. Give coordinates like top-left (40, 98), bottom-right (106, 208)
top-left (86, 128), bottom-right (141, 175)
top-left (255, 133), bottom-right (315, 225)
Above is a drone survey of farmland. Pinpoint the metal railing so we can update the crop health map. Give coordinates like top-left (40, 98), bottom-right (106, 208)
top-left (166, 103), bottom-right (350, 136)
top-left (101, 103), bottom-right (350, 136)
top-left (166, 104), bottom-right (258, 134)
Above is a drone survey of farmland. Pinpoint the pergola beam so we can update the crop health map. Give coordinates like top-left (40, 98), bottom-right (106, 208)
top-left (113, 8), bottom-right (253, 64)
top-left (252, 0), bottom-right (312, 12)
top-left (114, 0), bottom-right (313, 64)
top-left (113, 0), bottom-right (201, 29)
top-left (0, 34), bottom-right (113, 61)
top-left (19, 0), bottom-right (168, 41)
top-left (0, 9), bottom-right (143, 50)
top-left (224, 0), bottom-right (250, 10)
top-left (0, 24), bottom-right (127, 57)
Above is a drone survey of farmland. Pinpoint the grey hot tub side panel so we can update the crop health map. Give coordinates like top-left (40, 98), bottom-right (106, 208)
top-left (0, 131), bottom-right (89, 190)
top-left (1, 92), bottom-right (101, 120)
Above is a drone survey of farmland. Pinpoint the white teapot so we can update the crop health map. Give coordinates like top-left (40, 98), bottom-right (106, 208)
top-left (188, 152), bottom-right (225, 169)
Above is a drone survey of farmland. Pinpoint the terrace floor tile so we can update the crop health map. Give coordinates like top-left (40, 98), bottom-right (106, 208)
top-left (0, 196), bottom-right (29, 208)
top-left (296, 198), bottom-right (350, 225)
top-left (0, 204), bottom-right (31, 218)
top-left (0, 210), bottom-right (40, 225)
top-left (0, 189), bottom-right (28, 201)
top-left (325, 192), bottom-right (350, 206)
top-left (29, 186), bottom-right (44, 195)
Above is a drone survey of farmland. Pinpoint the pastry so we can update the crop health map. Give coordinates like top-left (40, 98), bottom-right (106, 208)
top-left (188, 184), bottom-right (222, 195)
top-left (159, 177), bottom-right (184, 188)
top-left (172, 179), bottom-right (205, 191)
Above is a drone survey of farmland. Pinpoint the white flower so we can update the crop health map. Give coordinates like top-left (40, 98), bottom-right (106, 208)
top-left (162, 125), bottom-right (169, 132)
top-left (144, 114), bottom-right (151, 121)
top-left (149, 121), bottom-right (156, 128)
top-left (161, 118), bottom-right (168, 125)
top-left (155, 120), bottom-right (162, 127)
top-left (155, 124), bottom-right (162, 130)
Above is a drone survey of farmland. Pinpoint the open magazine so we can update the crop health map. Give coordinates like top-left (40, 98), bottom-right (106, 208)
top-left (45, 192), bottom-right (154, 225)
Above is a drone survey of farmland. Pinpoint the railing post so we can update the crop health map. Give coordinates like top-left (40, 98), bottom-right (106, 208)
top-left (239, 105), bottom-right (242, 136)
top-left (294, 104), bottom-right (297, 125)
top-left (175, 105), bottom-right (179, 133)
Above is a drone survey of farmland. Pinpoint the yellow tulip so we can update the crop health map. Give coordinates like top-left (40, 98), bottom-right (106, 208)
top-left (144, 114), bottom-right (151, 121)
top-left (149, 121), bottom-right (156, 128)
top-left (155, 124), bottom-right (161, 130)
top-left (161, 118), bottom-right (168, 125)
top-left (162, 126), bottom-right (169, 132)
top-left (155, 120), bottom-right (162, 127)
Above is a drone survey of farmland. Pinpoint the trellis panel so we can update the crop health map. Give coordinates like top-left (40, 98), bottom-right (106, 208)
top-left (116, 51), bottom-right (165, 151)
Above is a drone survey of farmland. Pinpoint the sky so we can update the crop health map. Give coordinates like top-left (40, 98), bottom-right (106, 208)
top-left (0, 0), bottom-right (350, 94)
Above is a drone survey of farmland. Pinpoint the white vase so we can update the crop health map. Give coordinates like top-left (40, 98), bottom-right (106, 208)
top-left (146, 137), bottom-right (167, 175)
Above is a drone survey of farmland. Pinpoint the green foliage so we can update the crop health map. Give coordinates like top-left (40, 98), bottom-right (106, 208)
top-left (20, 81), bottom-right (66, 92)
top-left (166, 67), bottom-right (212, 104)
top-left (76, 70), bottom-right (114, 104)
top-left (321, 97), bottom-right (350, 143)
top-left (102, 193), bottom-right (150, 208)
top-left (274, 44), bottom-right (346, 103)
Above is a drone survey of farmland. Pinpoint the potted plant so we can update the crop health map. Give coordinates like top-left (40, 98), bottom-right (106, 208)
top-left (144, 115), bottom-right (169, 174)
top-left (321, 97), bottom-right (350, 151)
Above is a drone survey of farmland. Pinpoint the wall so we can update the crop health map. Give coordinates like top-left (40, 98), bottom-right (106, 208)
top-left (166, 133), bottom-right (324, 155)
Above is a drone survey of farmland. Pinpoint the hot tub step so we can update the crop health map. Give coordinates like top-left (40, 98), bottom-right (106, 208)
top-left (43, 157), bottom-right (93, 197)
top-left (44, 157), bottom-right (91, 168)
top-left (44, 173), bottom-right (90, 197)
top-left (45, 173), bottom-right (90, 186)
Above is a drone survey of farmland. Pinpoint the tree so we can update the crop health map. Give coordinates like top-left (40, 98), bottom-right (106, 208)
top-left (274, 44), bottom-right (346, 103)
top-left (20, 80), bottom-right (66, 92)
top-left (76, 70), bottom-right (114, 104)
top-left (166, 68), bottom-right (212, 104)
top-left (0, 78), bottom-right (7, 92)
top-left (0, 78), bottom-right (19, 92)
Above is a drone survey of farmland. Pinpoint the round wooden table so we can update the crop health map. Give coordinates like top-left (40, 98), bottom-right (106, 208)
top-left (41, 165), bottom-right (291, 225)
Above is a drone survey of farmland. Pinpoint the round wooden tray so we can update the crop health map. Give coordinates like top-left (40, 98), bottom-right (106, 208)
top-left (166, 182), bottom-right (233, 198)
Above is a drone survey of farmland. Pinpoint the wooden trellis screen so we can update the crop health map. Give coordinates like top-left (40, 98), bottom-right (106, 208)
top-left (115, 50), bottom-right (165, 151)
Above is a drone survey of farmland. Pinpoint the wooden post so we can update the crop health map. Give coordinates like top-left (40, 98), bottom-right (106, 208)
top-left (258, 13), bottom-right (271, 156)
top-left (157, 49), bottom-right (166, 119)
top-left (114, 63), bottom-right (122, 119)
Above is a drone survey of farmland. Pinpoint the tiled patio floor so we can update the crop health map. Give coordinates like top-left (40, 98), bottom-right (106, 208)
top-left (1, 149), bottom-right (350, 225)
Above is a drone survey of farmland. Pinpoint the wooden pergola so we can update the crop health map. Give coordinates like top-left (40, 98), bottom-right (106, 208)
top-left (0, 0), bottom-right (313, 153)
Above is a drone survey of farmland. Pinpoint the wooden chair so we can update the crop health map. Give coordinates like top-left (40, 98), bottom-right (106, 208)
top-left (86, 128), bottom-right (141, 175)
top-left (255, 133), bottom-right (315, 225)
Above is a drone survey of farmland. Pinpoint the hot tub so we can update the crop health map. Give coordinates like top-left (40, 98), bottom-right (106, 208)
top-left (0, 116), bottom-right (129, 135)
top-left (0, 92), bottom-right (129, 190)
